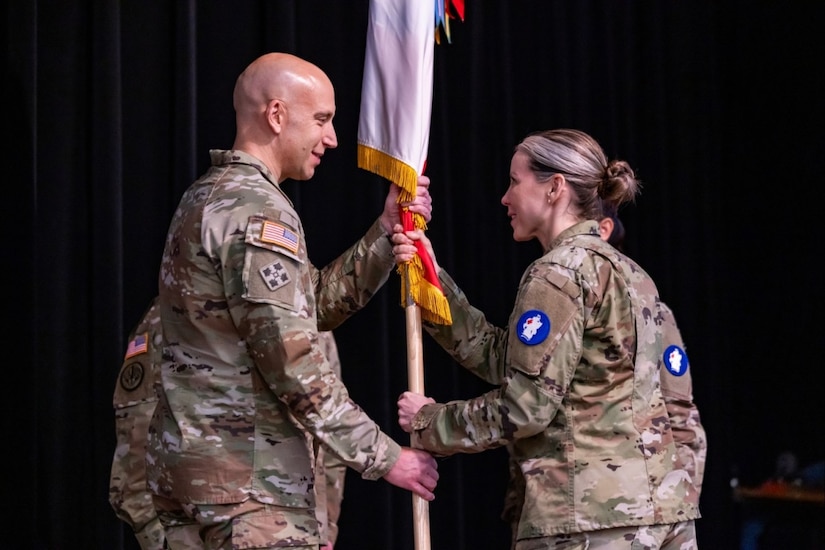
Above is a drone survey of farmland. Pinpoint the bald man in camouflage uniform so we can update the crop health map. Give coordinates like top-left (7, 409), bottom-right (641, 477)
top-left (110, 296), bottom-right (349, 549)
top-left (146, 52), bottom-right (438, 549)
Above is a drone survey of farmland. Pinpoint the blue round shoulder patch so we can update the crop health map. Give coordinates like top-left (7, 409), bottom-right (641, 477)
top-left (663, 344), bottom-right (689, 376)
top-left (516, 309), bottom-right (551, 346)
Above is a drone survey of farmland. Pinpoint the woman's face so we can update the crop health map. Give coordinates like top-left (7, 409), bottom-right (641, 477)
top-left (501, 151), bottom-right (551, 243)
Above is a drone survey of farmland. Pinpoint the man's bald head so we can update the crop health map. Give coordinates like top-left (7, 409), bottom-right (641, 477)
top-left (230, 52), bottom-right (338, 182)
top-left (233, 52), bottom-right (332, 118)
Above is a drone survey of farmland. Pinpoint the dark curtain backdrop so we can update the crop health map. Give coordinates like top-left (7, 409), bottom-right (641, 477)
top-left (4, 1), bottom-right (823, 548)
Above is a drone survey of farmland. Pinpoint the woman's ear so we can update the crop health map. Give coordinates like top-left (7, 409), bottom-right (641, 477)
top-left (547, 173), bottom-right (565, 202)
top-left (598, 216), bottom-right (614, 241)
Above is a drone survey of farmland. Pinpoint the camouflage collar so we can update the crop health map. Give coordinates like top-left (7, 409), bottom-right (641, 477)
top-left (546, 220), bottom-right (601, 252)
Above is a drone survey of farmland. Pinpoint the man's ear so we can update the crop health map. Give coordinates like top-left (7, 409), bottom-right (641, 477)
top-left (266, 99), bottom-right (284, 133)
top-left (598, 216), bottom-right (614, 241)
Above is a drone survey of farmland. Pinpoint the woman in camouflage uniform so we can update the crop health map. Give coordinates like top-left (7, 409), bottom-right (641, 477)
top-left (392, 129), bottom-right (700, 549)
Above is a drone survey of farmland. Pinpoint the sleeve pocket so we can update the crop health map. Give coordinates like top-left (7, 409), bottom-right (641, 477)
top-left (243, 216), bottom-right (304, 308)
top-left (508, 277), bottom-right (579, 377)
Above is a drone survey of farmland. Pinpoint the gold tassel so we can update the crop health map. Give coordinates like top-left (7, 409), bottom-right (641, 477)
top-left (359, 144), bottom-right (451, 325)
top-left (358, 146), bottom-right (418, 198)
top-left (398, 261), bottom-right (452, 326)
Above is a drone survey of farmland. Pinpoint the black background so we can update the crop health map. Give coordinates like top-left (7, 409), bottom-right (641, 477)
top-left (4, 1), bottom-right (823, 548)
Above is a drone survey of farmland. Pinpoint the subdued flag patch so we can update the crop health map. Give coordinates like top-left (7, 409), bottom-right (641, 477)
top-left (125, 332), bottom-right (149, 359)
top-left (261, 220), bottom-right (299, 254)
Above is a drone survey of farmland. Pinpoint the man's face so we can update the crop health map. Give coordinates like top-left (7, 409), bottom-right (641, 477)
top-left (280, 81), bottom-right (338, 181)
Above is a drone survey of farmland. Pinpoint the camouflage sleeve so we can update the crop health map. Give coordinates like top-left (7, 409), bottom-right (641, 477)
top-left (109, 297), bottom-right (166, 550)
top-left (412, 267), bottom-right (579, 454)
top-left (321, 452), bottom-right (346, 545)
top-left (317, 331), bottom-right (346, 546)
top-left (659, 303), bottom-right (708, 494)
top-left (133, 519), bottom-right (166, 550)
top-left (423, 269), bottom-right (510, 385)
top-left (501, 450), bottom-right (525, 547)
top-left (241, 214), bottom-right (400, 481)
top-left (314, 218), bottom-right (395, 331)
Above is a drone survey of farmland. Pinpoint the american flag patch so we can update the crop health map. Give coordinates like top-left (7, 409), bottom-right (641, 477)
top-left (125, 332), bottom-right (149, 359)
top-left (261, 220), bottom-right (299, 253)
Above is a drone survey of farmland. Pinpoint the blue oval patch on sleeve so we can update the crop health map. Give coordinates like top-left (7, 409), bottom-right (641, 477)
top-left (516, 309), bottom-right (551, 346)
top-left (663, 344), bottom-right (689, 376)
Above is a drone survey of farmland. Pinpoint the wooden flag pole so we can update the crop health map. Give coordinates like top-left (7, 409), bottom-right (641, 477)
top-left (404, 264), bottom-right (431, 550)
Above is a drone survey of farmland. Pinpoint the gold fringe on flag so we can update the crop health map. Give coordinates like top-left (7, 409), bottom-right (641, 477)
top-left (358, 146), bottom-right (419, 198)
top-left (358, 144), bottom-right (452, 325)
top-left (397, 252), bottom-right (452, 326)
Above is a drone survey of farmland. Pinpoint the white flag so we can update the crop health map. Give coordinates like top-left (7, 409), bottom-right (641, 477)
top-left (357, 0), bottom-right (434, 198)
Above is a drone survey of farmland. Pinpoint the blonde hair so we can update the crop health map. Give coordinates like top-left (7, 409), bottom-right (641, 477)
top-left (515, 128), bottom-right (641, 220)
